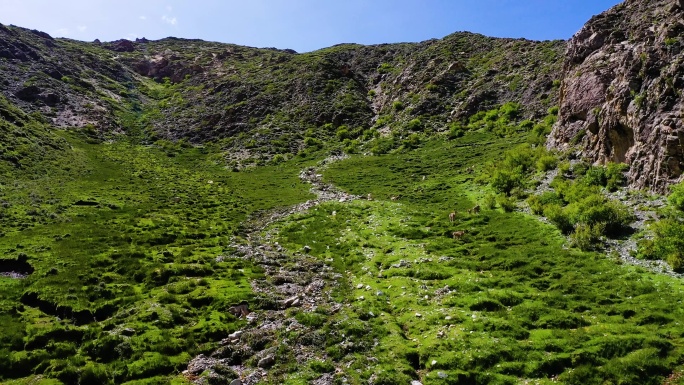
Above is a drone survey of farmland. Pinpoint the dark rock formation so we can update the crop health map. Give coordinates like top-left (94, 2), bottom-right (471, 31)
top-left (549, 0), bottom-right (684, 191)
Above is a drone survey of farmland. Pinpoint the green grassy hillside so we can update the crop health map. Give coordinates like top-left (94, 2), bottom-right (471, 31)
top-left (2, 12), bottom-right (684, 385)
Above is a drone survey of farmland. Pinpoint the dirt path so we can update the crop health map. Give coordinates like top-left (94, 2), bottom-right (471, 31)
top-left (183, 155), bottom-right (361, 385)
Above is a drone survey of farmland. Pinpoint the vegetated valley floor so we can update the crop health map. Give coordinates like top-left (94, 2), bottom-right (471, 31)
top-left (2, 131), bottom-right (684, 384)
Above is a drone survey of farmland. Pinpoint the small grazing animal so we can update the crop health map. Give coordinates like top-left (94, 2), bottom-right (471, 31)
top-left (391, 195), bottom-right (400, 201)
top-left (228, 302), bottom-right (251, 318)
top-left (367, 193), bottom-right (373, 201)
top-left (469, 205), bottom-right (481, 215)
top-left (449, 212), bottom-right (456, 223)
top-left (452, 230), bottom-right (466, 239)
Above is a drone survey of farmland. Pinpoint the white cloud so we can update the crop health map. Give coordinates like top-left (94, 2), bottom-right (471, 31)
top-left (162, 15), bottom-right (177, 26)
top-left (77, 25), bottom-right (87, 32)
top-left (166, 5), bottom-right (173, 11)
top-left (139, 16), bottom-right (147, 20)
top-left (54, 27), bottom-right (69, 36)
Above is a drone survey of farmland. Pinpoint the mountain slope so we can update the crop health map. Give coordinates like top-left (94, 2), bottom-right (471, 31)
top-left (0, 23), bottom-right (564, 166)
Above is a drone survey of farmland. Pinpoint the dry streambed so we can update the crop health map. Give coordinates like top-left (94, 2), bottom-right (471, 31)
top-left (183, 156), bottom-right (360, 385)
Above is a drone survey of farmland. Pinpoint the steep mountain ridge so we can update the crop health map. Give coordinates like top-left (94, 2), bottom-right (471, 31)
top-left (548, 0), bottom-right (684, 191)
top-left (0, 23), bottom-right (563, 165)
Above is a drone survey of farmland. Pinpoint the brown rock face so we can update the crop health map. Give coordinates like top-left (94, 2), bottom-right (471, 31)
top-left (548, 0), bottom-right (684, 191)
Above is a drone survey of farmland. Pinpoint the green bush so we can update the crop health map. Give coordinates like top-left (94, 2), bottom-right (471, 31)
top-left (448, 123), bottom-right (465, 139)
top-left (491, 168), bottom-right (524, 195)
top-left (668, 181), bottom-right (684, 211)
top-left (605, 163), bottom-right (628, 191)
top-left (406, 118), bottom-right (424, 131)
top-left (536, 155), bottom-right (558, 172)
top-left (370, 136), bottom-right (397, 155)
top-left (503, 145), bottom-right (535, 173)
top-left (582, 166), bottom-right (607, 187)
top-left (565, 194), bottom-right (632, 235)
top-left (527, 192), bottom-right (562, 215)
top-left (644, 219), bottom-right (684, 262)
top-left (80, 362), bottom-right (112, 385)
top-left (336, 127), bottom-right (351, 140)
top-left (484, 194), bottom-right (497, 210)
top-left (558, 161), bottom-right (571, 175)
top-left (667, 251), bottom-right (684, 272)
top-left (544, 204), bottom-right (573, 234)
top-left (310, 359), bottom-right (335, 374)
top-left (304, 137), bottom-right (323, 149)
top-left (401, 134), bottom-right (421, 149)
top-left (497, 194), bottom-right (517, 212)
top-left (570, 222), bottom-right (605, 251)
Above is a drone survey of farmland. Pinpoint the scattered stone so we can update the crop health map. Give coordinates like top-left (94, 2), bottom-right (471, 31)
top-left (411, 381), bottom-right (423, 385)
top-left (229, 379), bottom-right (242, 385)
top-left (438, 371), bottom-right (448, 379)
top-left (228, 330), bottom-right (243, 341)
top-left (283, 296), bottom-right (301, 308)
top-left (415, 313), bottom-right (422, 318)
top-left (258, 355), bottom-right (275, 368)
top-left (431, 360), bottom-right (437, 366)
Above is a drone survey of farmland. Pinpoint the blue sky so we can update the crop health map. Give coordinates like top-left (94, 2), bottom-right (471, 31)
top-left (0, 1), bottom-right (622, 52)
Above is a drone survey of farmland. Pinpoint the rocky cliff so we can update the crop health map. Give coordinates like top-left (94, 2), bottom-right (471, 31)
top-left (548, 0), bottom-right (684, 191)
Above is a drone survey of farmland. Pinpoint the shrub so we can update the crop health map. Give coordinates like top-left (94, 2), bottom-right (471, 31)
top-left (558, 161), bottom-right (571, 175)
top-left (80, 363), bottom-right (112, 385)
top-left (668, 251), bottom-right (684, 272)
top-left (310, 359), bottom-right (335, 373)
top-left (605, 163), bottom-right (628, 191)
top-left (503, 145), bottom-right (535, 172)
top-left (401, 134), bottom-right (421, 149)
top-left (499, 102), bottom-right (521, 122)
top-left (484, 194), bottom-right (497, 210)
top-left (582, 166), bottom-right (607, 187)
top-left (304, 137), bottom-right (323, 149)
top-left (448, 122), bottom-right (465, 139)
top-left (406, 118), bottom-right (424, 131)
top-left (336, 127), bottom-right (351, 140)
top-left (544, 204), bottom-right (573, 234)
top-left (271, 154), bottom-right (286, 164)
top-left (491, 168), bottom-right (523, 195)
top-left (570, 222), bottom-right (605, 251)
top-left (392, 101), bottom-right (404, 111)
top-left (668, 181), bottom-right (684, 211)
top-left (370, 136), bottom-right (396, 155)
top-left (565, 195), bottom-right (632, 235)
top-left (645, 219), bottom-right (684, 262)
top-left (536, 155), bottom-right (558, 172)
top-left (497, 194), bottom-right (517, 212)
top-left (378, 63), bottom-right (395, 74)
top-left (518, 119), bottom-right (534, 130)
top-left (527, 195), bottom-right (544, 214)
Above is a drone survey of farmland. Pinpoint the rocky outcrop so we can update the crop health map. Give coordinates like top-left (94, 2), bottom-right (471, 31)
top-left (548, 0), bottom-right (684, 191)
